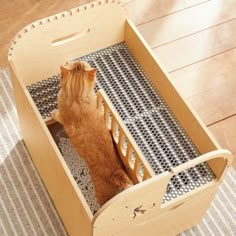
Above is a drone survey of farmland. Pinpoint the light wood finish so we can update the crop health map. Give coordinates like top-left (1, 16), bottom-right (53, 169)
top-left (3, 0), bottom-right (207, 67)
top-left (97, 90), bottom-right (154, 183)
top-left (170, 149), bottom-right (232, 182)
top-left (187, 78), bottom-right (236, 125)
top-left (153, 19), bottom-right (236, 72)
top-left (93, 172), bottom-right (172, 236)
top-left (233, 153), bottom-right (236, 169)
top-left (124, 0), bottom-right (209, 25)
top-left (1, 0), bottom-right (236, 163)
top-left (93, 150), bottom-right (232, 236)
top-left (0, 44), bottom-right (8, 69)
top-left (115, 186), bottom-right (219, 236)
top-left (9, 0), bottom-right (126, 85)
top-left (138, 0), bottom-right (236, 48)
top-left (124, 20), bottom-right (233, 178)
top-left (0, 0), bottom-right (94, 68)
top-left (209, 115), bottom-right (236, 154)
top-left (9, 63), bottom-right (93, 236)
top-left (7, 1), bottom-right (235, 235)
top-left (209, 115), bottom-right (236, 168)
top-left (170, 48), bottom-right (236, 98)
top-left (170, 48), bottom-right (236, 125)
top-left (124, 20), bottom-right (220, 154)
top-left (0, 0), bottom-right (94, 46)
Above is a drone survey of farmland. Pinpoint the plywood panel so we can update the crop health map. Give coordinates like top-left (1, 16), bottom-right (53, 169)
top-left (153, 19), bottom-right (236, 72)
top-left (9, 64), bottom-right (93, 236)
top-left (125, 20), bottom-right (220, 154)
top-left (124, 0), bottom-right (209, 25)
top-left (9, 1), bottom-right (126, 85)
top-left (0, 0), bottom-right (94, 67)
top-left (138, 0), bottom-right (236, 47)
top-left (0, 0), bottom-right (94, 46)
top-left (115, 186), bottom-right (218, 236)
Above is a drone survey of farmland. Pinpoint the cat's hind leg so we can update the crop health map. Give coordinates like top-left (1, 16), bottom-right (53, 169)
top-left (111, 169), bottom-right (133, 190)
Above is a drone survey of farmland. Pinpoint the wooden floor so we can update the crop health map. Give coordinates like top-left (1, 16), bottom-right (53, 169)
top-left (1, 0), bottom-right (235, 168)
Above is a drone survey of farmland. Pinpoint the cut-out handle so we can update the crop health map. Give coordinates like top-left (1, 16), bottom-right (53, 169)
top-left (170, 149), bottom-right (232, 182)
top-left (51, 28), bottom-right (90, 46)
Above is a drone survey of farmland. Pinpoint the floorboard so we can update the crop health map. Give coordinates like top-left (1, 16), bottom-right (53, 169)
top-left (0, 44), bottom-right (9, 68)
top-left (0, 0), bottom-right (94, 46)
top-left (153, 19), bottom-right (236, 72)
top-left (209, 115), bottom-right (236, 165)
top-left (138, 0), bottom-right (235, 47)
top-left (125, 0), bottom-right (209, 25)
top-left (170, 49), bottom-right (236, 125)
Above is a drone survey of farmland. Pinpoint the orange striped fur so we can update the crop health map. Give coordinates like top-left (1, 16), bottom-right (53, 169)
top-left (52, 61), bottom-right (133, 206)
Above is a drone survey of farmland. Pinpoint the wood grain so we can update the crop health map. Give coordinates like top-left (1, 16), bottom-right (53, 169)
top-left (124, 0), bottom-right (209, 25)
top-left (170, 48), bottom-right (236, 98)
top-left (125, 20), bottom-right (221, 155)
top-left (0, 44), bottom-right (9, 68)
top-left (170, 49), bottom-right (236, 125)
top-left (138, 0), bottom-right (236, 48)
top-left (0, 0), bottom-right (94, 47)
top-left (209, 115), bottom-right (236, 168)
top-left (1, 0), bottom-right (236, 180)
top-left (208, 115), bottom-right (236, 153)
top-left (9, 2), bottom-right (126, 86)
top-left (233, 153), bottom-right (236, 169)
top-left (187, 78), bottom-right (236, 125)
top-left (10, 64), bottom-right (93, 236)
top-left (0, 0), bottom-right (94, 69)
top-left (153, 19), bottom-right (236, 72)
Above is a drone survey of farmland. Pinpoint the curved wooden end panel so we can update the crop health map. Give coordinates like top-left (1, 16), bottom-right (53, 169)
top-left (8, 0), bottom-right (127, 85)
top-left (92, 148), bottom-right (233, 236)
top-left (92, 172), bottom-right (172, 236)
top-left (171, 149), bottom-right (233, 182)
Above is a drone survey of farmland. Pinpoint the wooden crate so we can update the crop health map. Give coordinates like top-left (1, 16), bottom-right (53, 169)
top-left (8, 1), bottom-right (233, 235)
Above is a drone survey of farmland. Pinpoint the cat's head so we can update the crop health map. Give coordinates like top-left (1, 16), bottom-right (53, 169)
top-left (60, 61), bottom-right (96, 103)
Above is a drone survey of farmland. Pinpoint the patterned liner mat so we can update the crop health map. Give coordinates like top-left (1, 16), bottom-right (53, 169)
top-left (27, 42), bottom-right (215, 207)
top-left (48, 122), bottom-right (100, 214)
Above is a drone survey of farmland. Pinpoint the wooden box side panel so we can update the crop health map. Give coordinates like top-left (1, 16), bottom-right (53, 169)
top-left (9, 64), bottom-right (92, 236)
top-left (115, 186), bottom-right (218, 236)
top-left (124, 20), bottom-right (220, 155)
top-left (8, 0), bottom-right (126, 85)
top-left (92, 149), bottom-right (231, 236)
top-left (93, 173), bottom-right (172, 236)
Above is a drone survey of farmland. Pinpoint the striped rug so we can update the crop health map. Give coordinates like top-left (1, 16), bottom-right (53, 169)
top-left (0, 68), bottom-right (236, 235)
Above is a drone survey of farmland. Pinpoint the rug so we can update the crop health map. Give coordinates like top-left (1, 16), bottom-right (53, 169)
top-left (0, 68), bottom-right (235, 235)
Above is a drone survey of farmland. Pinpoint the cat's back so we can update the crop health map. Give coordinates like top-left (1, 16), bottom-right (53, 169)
top-left (66, 108), bottom-right (117, 163)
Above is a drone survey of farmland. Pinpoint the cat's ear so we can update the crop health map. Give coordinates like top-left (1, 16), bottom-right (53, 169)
top-left (60, 65), bottom-right (70, 73)
top-left (88, 68), bottom-right (97, 77)
top-left (60, 65), bottom-right (69, 86)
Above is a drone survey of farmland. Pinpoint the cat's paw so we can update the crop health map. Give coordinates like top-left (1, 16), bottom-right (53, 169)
top-left (51, 109), bottom-right (60, 122)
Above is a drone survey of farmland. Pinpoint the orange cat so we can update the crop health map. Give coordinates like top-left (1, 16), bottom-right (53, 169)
top-left (52, 61), bottom-right (133, 206)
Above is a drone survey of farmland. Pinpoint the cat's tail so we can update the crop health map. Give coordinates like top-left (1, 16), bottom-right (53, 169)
top-left (111, 169), bottom-right (133, 191)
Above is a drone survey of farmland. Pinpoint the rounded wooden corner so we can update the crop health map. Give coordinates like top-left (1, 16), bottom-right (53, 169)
top-left (91, 172), bottom-right (171, 235)
top-left (9, 0), bottom-right (127, 85)
top-left (170, 149), bottom-right (233, 183)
